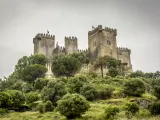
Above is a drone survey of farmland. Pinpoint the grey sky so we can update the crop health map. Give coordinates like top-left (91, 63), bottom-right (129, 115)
top-left (0, 0), bottom-right (160, 78)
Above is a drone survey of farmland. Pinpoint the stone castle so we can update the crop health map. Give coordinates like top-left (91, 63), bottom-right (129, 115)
top-left (33, 25), bottom-right (132, 76)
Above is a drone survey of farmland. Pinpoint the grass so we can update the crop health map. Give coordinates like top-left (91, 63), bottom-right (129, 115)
top-left (1, 99), bottom-right (160, 120)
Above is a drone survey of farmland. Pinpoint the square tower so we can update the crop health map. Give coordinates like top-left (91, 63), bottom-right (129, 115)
top-left (65, 36), bottom-right (78, 54)
top-left (33, 33), bottom-right (55, 58)
top-left (88, 25), bottom-right (118, 59)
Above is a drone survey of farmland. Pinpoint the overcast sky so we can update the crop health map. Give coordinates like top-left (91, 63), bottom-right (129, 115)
top-left (0, 0), bottom-right (160, 78)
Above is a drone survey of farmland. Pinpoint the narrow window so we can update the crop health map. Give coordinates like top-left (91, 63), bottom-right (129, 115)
top-left (93, 42), bottom-right (96, 47)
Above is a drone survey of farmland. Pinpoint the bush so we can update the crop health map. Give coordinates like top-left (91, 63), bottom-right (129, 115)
top-left (67, 75), bottom-right (89, 93)
top-left (22, 83), bottom-right (34, 93)
top-left (41, 80), bottom-right (66, 105)
top-left (123, 78), bottom-right (145, 97)
top-left (0, 92), bottom-right (11, 108)
top-left (80, 84), bottom-right (97, 101)
top-left (152, 79), bottom-right (160, 99)
top-left (105, 106), bottom-right (119, 119)
top-left (87, 72), bottom-right (98, 78)
top-left (97, 86), bottom-right (114, 100)
top-left (57, 93), bottom-right (90, 119)
top-left (36, 103), bottom-right (45, 113)
top-left (124, 102), bottom-right (139, 118)
top-left (148, 101), bottom-right (160, 115)
top-left (108, 67), bottom-right (119, 77)
top-left (6, 90), bottom-right (25, 108)
top-left (45, 100), bottom-right (54, 112)
top-left (0, 108), bottom-right (8, 115)
top-left (34, 78), bottom-right (49, 91)
top-left (25, 92), bottom-right (40, 104)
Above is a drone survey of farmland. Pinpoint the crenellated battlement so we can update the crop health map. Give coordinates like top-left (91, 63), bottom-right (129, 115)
top-left (65, 36), bottom-right (77, 42)
top-left (78, 49), bottom-right (88, 53)
top-left (88, 25), bottom-right (117, 36)
top-left (34, 33), bottom-right (55, 40)
top-left (117, 47), bottom-right (131, 53)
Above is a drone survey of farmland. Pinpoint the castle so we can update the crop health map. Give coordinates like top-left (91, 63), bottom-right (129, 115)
top-left (33, 25), bottom-right (132, 76)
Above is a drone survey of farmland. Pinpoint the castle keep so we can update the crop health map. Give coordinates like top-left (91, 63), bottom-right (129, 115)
top-left (33, 25), bottom-right (132, 76)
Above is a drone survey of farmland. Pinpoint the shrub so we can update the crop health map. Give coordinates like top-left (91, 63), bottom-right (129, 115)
top-left (57, 93), bottom-right (90, 119)
top-left (80, 84), bottom-right (97, 101)
top-left (6, 90), bottom-right (25, 108)
top-left (124, 102), bottom-right (139, 118)
top-left (22, 83), bottom-right (34, 93)
top-left (87, 72), bottom-right (98, 78)
top-left (0, 92), bottom-right (11, 108)
top-left (45, 100), bottom-right (54, 112)
top-left (123, 78), bottom-right (145, 97)
top-left (25, 92), bottom-right (40, 104)
top-left (36, 103), bottom-right (45, 113)
top-left (105, 106), bottom-right (119, 119)
top-left (108, 67), bottom-right (119, 77)
top-left (41, 80), bottom-right (66, 105)
top-left (148, 101), bottom-right (160, 115)
top-left (152, 79), bottom-right (160, 99)
top-left (0, 108), bottom-right (8, 115)
top-left (97, 86), bottom-right (114, 100)
top-left (34, 78), bottom-right (49, 91)
top-left (67, 75), bottom-right (88, 93)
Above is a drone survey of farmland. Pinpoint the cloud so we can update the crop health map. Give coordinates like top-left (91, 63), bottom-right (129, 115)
top-left (0, 0), bottom-right (160, 77)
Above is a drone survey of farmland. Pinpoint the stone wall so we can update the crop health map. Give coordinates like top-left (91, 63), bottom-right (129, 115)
top-left (65, 36), bottom-right (78, 54)
top-left (33, 33), bottom-right (55, 58)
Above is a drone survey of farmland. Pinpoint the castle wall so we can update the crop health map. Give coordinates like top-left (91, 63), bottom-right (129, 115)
top-left (65, 36), bottom-right (78, 54)
top-left (117, 47), bottom-right (131, 67)
top-left (33, 33), bottom-right (55, 58)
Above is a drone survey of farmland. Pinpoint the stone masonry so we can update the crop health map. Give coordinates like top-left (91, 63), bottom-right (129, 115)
top-left (33, 25), bottom-right (132, 77)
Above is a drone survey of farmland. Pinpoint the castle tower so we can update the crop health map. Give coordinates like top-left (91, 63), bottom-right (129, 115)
top-left (33, 33), bottom-right (55, 58)
top-left (65, 36), bottom-right (78, 54)
top-left (117, 47), bottom-right (132, 67)
top-left (88, 25), bottom-right (118, 59)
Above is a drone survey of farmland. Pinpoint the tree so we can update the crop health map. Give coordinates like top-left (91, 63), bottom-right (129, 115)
top-left (29, 54), bottom-right (47, 66)
top-left (129, 70), bottom-right (144, 78)
top-left (14, 54), bottom-right (47, 79)
top-left (15, 56), bottom-right (29, 78)
top-left (57, 93), bottom-right (90, 119)
top-left (25, 92), bottom-right (40, 104)
top-left (52, 55), bottom-right (82, 78)
top-left (34, 78), bottom-right (49, 91)
top-left (0, 92), bottom-right (11, 108)
top-left (21, 64), bottom-right (47, 84)
top-left (93, 56), bottom-right (108, 78)
top-left (80, 84), bottom-right (97, 101)
top-left (108, 66), bottom-right (119, 77)
top-left (5, 90), bottom-right (25, 108)
top-left (41, 80), bottom-right (66, 105)
top-left (67, 75), bottom-right (89, 93)
top-left (69, 52), bottom-right (90, 65)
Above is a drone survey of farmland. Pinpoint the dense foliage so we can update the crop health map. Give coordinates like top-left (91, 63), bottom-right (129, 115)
top-left (0, 53), bottom-right (160, 119)
top-left (52, 55), bottom-right (82, 78)
top-left (41, 80), bottom-right (66, 105)
top-left (105, 106), bottom-right (119, 119)
top-left (57, 93), bottom-right (90, 119)
top-left (149, 101), bottom-right (160, 115)
top-left (123, 78), bottom-right (145, 97)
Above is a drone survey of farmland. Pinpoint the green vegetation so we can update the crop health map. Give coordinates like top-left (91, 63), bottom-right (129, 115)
top-left (57, 93), bottom-right (90, 119)
top-left (0, 53), bottom-right (160, 119)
